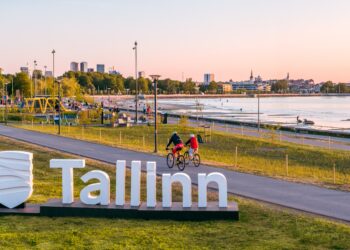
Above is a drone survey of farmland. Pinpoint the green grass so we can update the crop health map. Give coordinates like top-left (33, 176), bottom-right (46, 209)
top-left (1, 137), bottom-right (350, 249)
top-left (12, 122), bottom-right (350, 191)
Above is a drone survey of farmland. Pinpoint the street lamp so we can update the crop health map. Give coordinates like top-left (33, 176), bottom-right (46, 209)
top-left (33, 60), bottom-right (37, 98)
top-left (56, 78), bottom-right (62, 135)
top-left (44, 65), bottom-right (47, 96)
top-left (150, 75), bottom-right (161, 153)
top-left (257, 91), bottom-right (260, 132)
top-left (133, 41), bottom-right (138, 123)
top-left (4, 82), bottom-right (9, 125)
top-left (52, 49), bottom-right (55, 97)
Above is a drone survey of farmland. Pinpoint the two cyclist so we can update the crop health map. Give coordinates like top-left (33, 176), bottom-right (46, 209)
top-left (166, 132), bottom-right (198, 159)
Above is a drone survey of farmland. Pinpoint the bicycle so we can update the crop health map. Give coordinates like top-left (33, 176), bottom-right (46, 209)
top-left (166, 148), bottom-right (186, 171)
top-left (183, 147), bottom-right (201, 167)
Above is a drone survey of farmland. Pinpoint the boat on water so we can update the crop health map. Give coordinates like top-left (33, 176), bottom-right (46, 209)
top-left (303, 119), bottom-right (315, 125)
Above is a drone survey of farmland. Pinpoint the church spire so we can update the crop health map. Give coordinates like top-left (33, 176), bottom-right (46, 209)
top-left (250, 69), bottom-right (254, 81)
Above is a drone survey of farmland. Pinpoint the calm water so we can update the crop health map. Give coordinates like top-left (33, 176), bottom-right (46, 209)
top-left (158, 96), bottom-right (350, 132)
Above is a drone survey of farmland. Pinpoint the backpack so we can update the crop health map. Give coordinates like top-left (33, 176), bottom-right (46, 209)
top-left (197, 134), bottom-right (204, 144)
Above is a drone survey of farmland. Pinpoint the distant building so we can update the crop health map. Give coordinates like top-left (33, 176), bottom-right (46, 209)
top-left (138, 71), bottom-right (146, 78)
top-left (20, 67), bottom-right (29, 75)
top-left (218, 83), bottom-right (232, 93)
top-left (45, 71), bottom-right (53, 77)
top-left (96, 64), bottom-right (105, 73)
top-left (70, 62), bottom-right (79, 72)
top-left (87, 68), bottom-right (94, 73)
top-left (0, 68), bottom-right (3, 75)
top-left (109, 70), bottom-right (120, 75)
top-left (204, 73), bottom-right (215, 85)
top-left (80, 62), bottom-right (88, 72)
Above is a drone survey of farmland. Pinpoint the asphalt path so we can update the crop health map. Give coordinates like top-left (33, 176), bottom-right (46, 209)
top-left (1, 124), bottom-right (350, 222)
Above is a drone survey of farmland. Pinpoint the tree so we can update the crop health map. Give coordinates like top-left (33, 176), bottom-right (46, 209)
top-left (78, 75), bottom-right (94, 90)
top-left (60, 77), bottom-right (81, 97)
top-left (137, 77), bottom-right (149, 93)
top-left (208, 81), bottom-right (218, 94)
top-left (336, 83), bottom-right (348, 93)
top-left (271, 80), bottom-right (288, 93)
top-left (320, 81), bottom-right (334, 93)
top-left (13, 72), bottom-right (32, 97)
top-left (181, 80), bottom-right (196, 94)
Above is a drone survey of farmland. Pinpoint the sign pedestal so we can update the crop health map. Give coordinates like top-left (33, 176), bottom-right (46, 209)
top-left (39, 199), bottom-right (239, 220)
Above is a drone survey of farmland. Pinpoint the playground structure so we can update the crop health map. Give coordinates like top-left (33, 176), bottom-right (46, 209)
top-left (24, 97), bottom-right (68, 114)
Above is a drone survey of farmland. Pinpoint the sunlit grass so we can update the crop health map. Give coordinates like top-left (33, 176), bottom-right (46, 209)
top-left (12, 122), bottom-right (350, 190)
top-left (1, 137), bottom-right (350, 249)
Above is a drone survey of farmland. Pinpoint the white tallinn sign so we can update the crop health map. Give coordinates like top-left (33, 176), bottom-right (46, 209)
top-left (0, 151), bottom-right (228, 209)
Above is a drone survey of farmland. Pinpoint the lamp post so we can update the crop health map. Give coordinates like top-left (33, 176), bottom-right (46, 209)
top-left (52, 49), bottom-right (55, 97)
top-left (257, 91), bottom-right (260, 132)
top-left (150, 75), bottom-right (161, 153)
top-left (11, 78), bottom-right (14, 103)
top-left (4, 82), bottom-right (9, 125)
top-left (133, 41), bottom-right (138, 123)
top-left (33, 60), bottom-right (37, 98)
top-left (44, 65), bottom-right (47, 96)
top-left (57, 78), bottom-right (62, 135)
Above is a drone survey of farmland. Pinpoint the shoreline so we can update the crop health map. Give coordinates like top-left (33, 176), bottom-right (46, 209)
top-left (92, 93), bottom-right (350, 100)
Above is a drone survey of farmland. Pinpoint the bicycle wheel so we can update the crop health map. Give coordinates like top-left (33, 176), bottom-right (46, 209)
top-left (177, 155), bottom-right (186, 171)
top-left (166, 153), bottom-right (174, 168)
top-left (184, 151), bottom-right (190, 165)
top-left (193, 154), bottom-right (201, 167)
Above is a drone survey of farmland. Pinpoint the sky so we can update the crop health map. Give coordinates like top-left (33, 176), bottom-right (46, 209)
top-left (0, 0), bottom-right (350, 83)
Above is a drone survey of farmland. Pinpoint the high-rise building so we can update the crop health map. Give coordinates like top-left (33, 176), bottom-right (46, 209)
top-left (70, 62), bottom-right (79, 72)
top-left (204, 73), bottom-right (215, 85)
top-left (138, 71), bottom-right (145, 78)
top-left (87, 68), bottom-right (94, 73)
top-left (96, 64), bottom-right (105, 73)
top-left (80, 62), bottom-right (88, 72)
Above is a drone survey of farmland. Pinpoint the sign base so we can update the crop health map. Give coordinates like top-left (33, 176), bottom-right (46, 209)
top-left (40, 199), bottom-right (239, 220)
top-left (0, 204), bottom-right (40, 216)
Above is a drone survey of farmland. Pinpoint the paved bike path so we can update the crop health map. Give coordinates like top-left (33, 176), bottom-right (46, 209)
top-left (1, 125), bottom-right (350, 222)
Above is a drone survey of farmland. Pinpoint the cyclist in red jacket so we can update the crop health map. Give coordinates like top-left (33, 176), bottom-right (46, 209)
top-left (185, 134), bottom-right (198, 159)
top-left (166, 132), bottom-right (184, 157)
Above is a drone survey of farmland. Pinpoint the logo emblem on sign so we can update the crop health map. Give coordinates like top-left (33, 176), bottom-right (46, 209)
top-left (0, 151), bottom-right (33, 208)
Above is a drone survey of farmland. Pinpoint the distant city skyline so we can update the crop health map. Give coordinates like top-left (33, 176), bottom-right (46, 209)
top-left (1, 0), bottom-right (350, 82)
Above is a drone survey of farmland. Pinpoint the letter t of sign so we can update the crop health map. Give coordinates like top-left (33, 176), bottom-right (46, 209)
top-left (50, 159), bottom-right (85, 204)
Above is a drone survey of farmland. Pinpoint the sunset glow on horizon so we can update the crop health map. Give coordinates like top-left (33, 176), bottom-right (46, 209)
top-left (1, 0), bottom-right (350, 83)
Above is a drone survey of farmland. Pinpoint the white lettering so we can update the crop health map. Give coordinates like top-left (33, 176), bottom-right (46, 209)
top-left (146, 162), bottom-right (156, 208)
top-left (50, 159), bottom-right (85, 204)
top-left (130, 161), bottom-right (141, 207)
top-left (80, 170), bottom-right (110, 205)
top-left (116, 160), bottom-right (126, 206)
top-left (198, 172), bottom-right (227, 208)
top-left (162, 173), bottom-right (192, 208)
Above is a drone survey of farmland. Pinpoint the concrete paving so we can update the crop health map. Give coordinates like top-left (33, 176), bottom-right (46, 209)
top-left (1, 124), bottom-right (350, 222)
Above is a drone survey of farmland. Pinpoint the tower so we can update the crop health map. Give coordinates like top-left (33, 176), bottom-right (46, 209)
top-left (250, 70), bottom-right (254, 81)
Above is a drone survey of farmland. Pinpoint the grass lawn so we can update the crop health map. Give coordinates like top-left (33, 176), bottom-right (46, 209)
top-left (0, 137), bottom-right (350, 249)
top-left (12, 122), bottom-right (350, 191)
